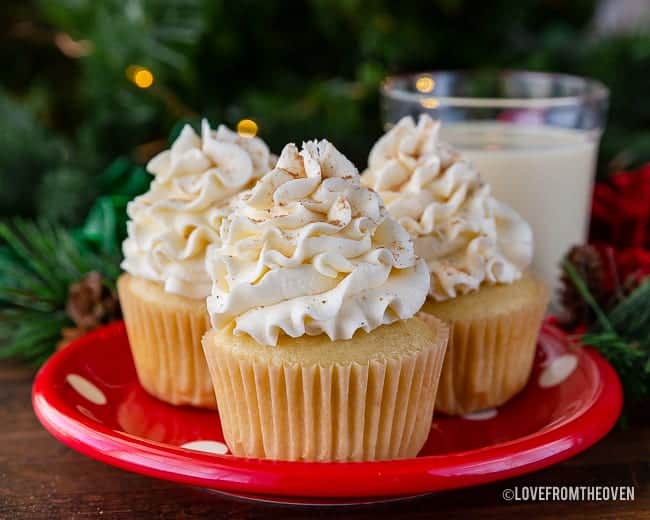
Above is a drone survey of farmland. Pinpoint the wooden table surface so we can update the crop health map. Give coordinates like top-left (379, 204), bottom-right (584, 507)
top-left (2, 359), bottom-right (648, 519)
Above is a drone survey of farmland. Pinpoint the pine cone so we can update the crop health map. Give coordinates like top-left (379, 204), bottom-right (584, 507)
top-left (558, 245), bottom-right (605, 329)
top-left (58, 272), bottom-right (121, 349)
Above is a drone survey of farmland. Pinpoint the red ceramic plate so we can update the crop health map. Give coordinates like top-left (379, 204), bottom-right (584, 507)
top-left (33, 319), bottom-right (621, 503)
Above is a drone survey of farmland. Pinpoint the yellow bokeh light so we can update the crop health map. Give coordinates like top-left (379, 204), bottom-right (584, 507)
top-left (415, 76), bottom-right (435, 93)
top-left (237, 118), bottom-right (258, 138)
top-left (134, 69), bottom-right (154, 88)
top-left (420, 97), bottom-right (439, 109)
top-left (126, 65), bottom-right (154, 89)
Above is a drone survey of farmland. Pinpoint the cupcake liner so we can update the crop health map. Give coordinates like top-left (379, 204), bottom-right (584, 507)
top-left (432, 295), bottom-right (547, 416)
top-left (202, 320), bottom-right (448, 462)
top-left (118, 274), bottom-right (216, 409)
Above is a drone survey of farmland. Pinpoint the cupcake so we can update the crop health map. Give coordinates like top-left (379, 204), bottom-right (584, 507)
top-left (119, 120), bottom-right (274, 408)
top-left (362, 115), bottom-right (549, 415)
top-left (202, 139), bottom-right (449, 461)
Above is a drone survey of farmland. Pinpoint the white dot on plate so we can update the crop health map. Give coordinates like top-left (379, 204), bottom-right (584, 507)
top-left (538, 354), bottom-right (578, 388)
top-left (66, 374), bottom-right (107, 405)
top-left (181, 440), bottom-right (229, 455)
top-left (462, 408), bottom-right (498, 421)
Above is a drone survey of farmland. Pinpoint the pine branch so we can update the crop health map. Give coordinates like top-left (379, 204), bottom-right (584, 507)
top-left (564, 260), bottom-right (650, 405)
top-left (0, 253), bottom-right (60, 301)
top-left (0, 221), bottom-right (67, 299)
top-left (606, 279), bottom-right (650, 347)
top-left (0, 218), bottom-right (122, 364)
top-left (562, 259), bottom-right (613, 333)
top-left (0, 308), bottom-right (69, 363)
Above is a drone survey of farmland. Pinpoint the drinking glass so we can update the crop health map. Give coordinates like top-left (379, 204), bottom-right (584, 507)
top-left (381, 70), bottom-right (609, 301)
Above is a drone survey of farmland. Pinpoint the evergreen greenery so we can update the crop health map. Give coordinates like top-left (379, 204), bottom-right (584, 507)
top-left (2, 0), bottom-right (649, 224)
top-left (564, 260), bottom-right (650, 406)
top-left (0, 220), bottom-right (118, 364)
top-left (0, 157), bottom-right (146, 364)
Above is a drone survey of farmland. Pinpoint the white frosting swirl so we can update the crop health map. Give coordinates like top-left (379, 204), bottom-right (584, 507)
top-left (362, 115), bottom-right (533, 301)
top-left (122, 120), bottom-right (275, 299)
top-left (206, 139), bottom-right (429, 346)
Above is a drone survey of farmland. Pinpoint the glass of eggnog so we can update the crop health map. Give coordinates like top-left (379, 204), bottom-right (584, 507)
top-left (381, 70), bottom-right (609, 303)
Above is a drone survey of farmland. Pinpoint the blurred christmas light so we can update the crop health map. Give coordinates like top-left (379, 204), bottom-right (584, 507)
top-left (126, 65), bottom-right (154, 89)
top-left (415, 76), bottom-right (435, 93)
top-left (237, 119), bottom-right (258, 138)
top-left (134, 69), bottom-right (154, 89)
top-left (420, 97), bottom-right (439, 109)
top-left (54, 32), bottom-right (93, 58)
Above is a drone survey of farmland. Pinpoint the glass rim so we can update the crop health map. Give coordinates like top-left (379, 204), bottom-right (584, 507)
top-left (381, 69), bottom-right (610, 109)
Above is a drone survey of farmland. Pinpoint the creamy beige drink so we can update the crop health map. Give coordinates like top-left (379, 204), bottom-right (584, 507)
top-left (440, 122), bottom-right (598, 298)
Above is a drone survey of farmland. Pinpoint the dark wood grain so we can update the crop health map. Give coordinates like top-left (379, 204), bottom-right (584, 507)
top-left (1, 359), bottom-right (648, 520)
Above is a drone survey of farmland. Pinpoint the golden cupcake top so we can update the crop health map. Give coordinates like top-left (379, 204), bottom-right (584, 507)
top-left (206, 139), bottom-right (429, 346)
top-left (362, 115), bottom-right (533, 301)
top-left (121, 119), bottom-right (275, 299)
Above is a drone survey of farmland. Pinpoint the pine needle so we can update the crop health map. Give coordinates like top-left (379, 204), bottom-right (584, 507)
top-left (564, 259), bottom-right (650, 405)
top-left (562, 259), bottom-right (613, 333)
top-left (607, 279), bottom-right (650, 347)
top-left (0, 218), bottom-right (122, 364)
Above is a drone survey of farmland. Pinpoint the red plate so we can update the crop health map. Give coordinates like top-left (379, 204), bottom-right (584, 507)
top-left (33, 319), bottom-right (621, 503)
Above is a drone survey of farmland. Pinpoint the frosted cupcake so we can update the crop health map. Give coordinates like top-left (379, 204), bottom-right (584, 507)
top-left (202, 139), bottom-right (449, 461)
top-left (362, 115), bottom-right (549, 415)
top-left (118, 120), bottom-right (274, 408)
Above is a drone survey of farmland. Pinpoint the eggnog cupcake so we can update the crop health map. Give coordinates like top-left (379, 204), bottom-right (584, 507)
top-left (362, 115), bottom-right (548, 415)
top-left (119, 120), bottom-right (274, 408)
top-left (202, 140), bottom-right (449, 461)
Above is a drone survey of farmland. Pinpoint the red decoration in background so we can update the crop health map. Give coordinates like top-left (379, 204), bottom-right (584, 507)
top-left (589, 164), bottom-right (650, 291)
top-left (590, 164), bottom-right (650, 250)
top-left (616, 247), bottom-right (650, 285)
